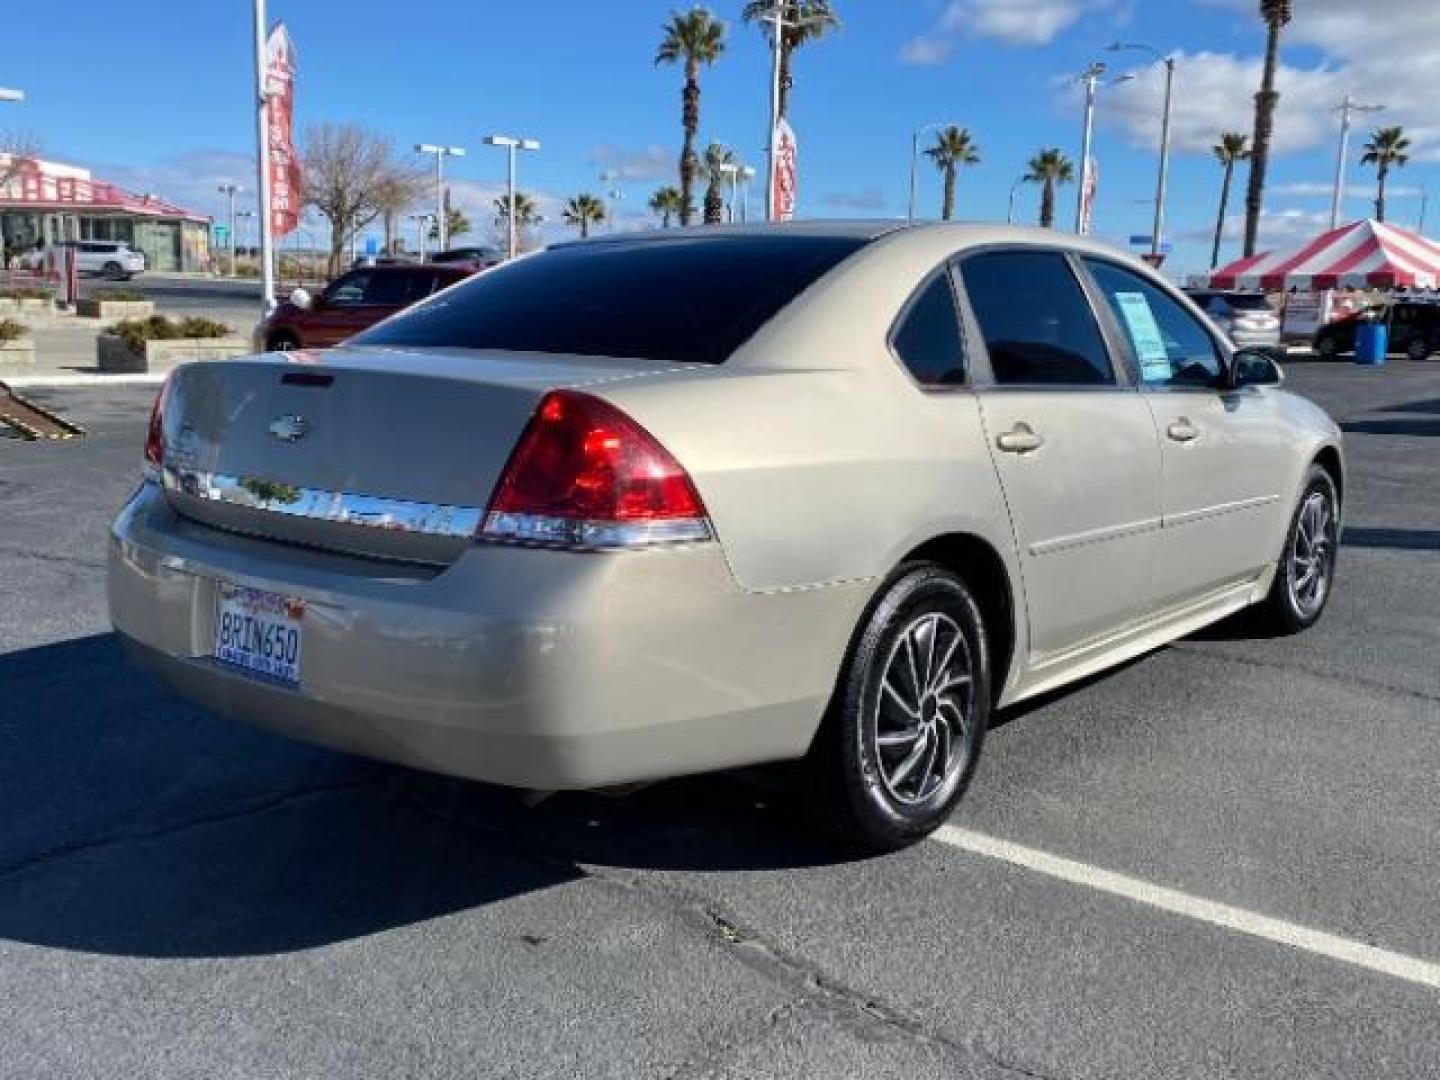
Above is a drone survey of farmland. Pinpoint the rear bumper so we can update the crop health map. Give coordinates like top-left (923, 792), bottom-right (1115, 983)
top-left (108, 483), bottom-right (866, 789)
top-left (1227, 326), bottom-right (1282, 348)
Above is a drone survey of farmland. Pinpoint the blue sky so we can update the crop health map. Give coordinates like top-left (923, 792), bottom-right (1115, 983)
top-left (5, 0), bottom-right (1437, 277)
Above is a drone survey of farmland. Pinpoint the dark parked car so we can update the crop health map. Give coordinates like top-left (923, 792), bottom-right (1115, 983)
top-left (1313, 300), bottom-right (1440, 360)
top-left (429, 246), bottom-right (503, 269)
top-left (257, 263), bottom-right (475, 351)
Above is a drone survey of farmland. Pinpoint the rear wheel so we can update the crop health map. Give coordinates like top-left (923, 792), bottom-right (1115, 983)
top-left (1405, 336), bottom-right (1431, 361)
top-left (1314, 334), bottom-right (1340, 359)
top-left (266, 330), bottom-right (300, 352)
top-left (103, 260), bottom-right (124, 280)
top-left (806, 564), bottom-right (989, 851)
top-left (1255, 466), bottom-right (1339, 634)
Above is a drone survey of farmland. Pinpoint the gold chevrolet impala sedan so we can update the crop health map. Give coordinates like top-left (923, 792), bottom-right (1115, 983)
top-left (109, 223), bottom-right (1343, 849)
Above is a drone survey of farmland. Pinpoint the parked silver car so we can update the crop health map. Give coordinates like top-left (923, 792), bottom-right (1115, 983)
top-left (67, 240), bottom-right (146, 280)
top-left (1185, 289), bottom-right (1281, 349)
top-left (110, 224), bottom-right (1343, 849)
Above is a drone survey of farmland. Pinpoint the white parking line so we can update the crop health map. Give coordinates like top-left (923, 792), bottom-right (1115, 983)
top-left (933, 825), bottom-right (1440, 991)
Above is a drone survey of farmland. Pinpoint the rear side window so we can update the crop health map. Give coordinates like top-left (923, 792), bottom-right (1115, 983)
top-left (891, 272), bottom-right (966, 386)
top-left (361, 272), bottom-right (413, 306)
top-left (959, 250), bottom-right (1115, 386)
top-left (355, 236), bottom-right (868, 364)
top-left (1084, 259), bottom-right (1222, 388)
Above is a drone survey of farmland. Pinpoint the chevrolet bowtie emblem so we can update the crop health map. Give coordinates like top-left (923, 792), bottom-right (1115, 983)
top-left (268, 415), bottom-right (309, 442)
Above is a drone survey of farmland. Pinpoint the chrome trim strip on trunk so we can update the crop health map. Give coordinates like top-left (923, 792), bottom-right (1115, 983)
top-left (161, 467), bottom-right (484, 539)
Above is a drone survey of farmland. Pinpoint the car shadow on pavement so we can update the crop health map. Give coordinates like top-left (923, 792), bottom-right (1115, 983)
top-left (1342, 526), bottom-right (1440, 551)
top-left (1341, 417), bottom-right (1440, 436)
top-left (0, 633), bottom-right (847, 960)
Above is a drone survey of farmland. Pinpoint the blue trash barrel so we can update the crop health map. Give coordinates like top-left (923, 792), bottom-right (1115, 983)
top-left (1355, 321), bottom-right (1388, 365)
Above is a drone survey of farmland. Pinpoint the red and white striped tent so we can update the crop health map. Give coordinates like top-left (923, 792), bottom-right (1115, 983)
top-left (1209, 219), bottom-right (1440, 291)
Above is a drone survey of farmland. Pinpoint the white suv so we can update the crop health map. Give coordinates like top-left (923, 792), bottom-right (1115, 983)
top-left (68, 241), bottom-right (146, 280)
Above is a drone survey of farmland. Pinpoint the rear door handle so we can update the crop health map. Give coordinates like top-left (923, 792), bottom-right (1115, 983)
top-left (996, 423), bottom-right (1045, 454)
top-left (1167, 418), bottom-right (1200, 443)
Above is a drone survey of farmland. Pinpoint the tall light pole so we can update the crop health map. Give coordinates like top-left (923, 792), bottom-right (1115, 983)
top-left (252, 0), bottom-right (277, 313)
top-left (1108, 42), bottom-right (1176, 262)
top-left (483, 134), bottom-right (540, 260)
top-left (908, 122), bottom-right (952, 222)
top-left (408, 213), bottom-right (433, 261)
top-left (217, 184), bottom-right (239, 276)
top-left (759, 3), bottom-right (827, 222)
top-left (1419, 184), bottom-right (1429, 235)
top-left (1075, 63), bottom-right (1105, 234)
top-left (600, 169), bottom-right (622, 232)
top-left (415, 143), bottom-right (465, 254)
top-left (719, 162), bottom-right (741, 223)
top-left (1329, 96), bottom-right (1384, 230)
top-left (740, 165), bottom-right (756, 223)
top-left (1007, 177), bottom-right (1026, 225)
top-left (236, 209), bottom-right (255, 257)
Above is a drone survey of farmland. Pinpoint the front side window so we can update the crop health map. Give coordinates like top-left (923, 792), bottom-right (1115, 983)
top-left (325, 272), bottom-right (370, 306)
top-left (1084, 259), bottom-right (1223, 389)
top-left (891, 272), bottom-right (965, 386)
top-left (959, 250), bottom-right (1115, 386)
top-left (360, 272), bottom-right (413, 306)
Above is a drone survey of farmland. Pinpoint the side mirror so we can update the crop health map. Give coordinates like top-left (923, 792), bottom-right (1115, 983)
top-left (288, 287), bottom-right (314, 311)
top-left (1230, 348), bottom-right (1284, 389)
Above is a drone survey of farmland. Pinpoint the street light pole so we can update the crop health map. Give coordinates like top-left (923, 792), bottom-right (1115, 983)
top-left (1420, 185), bottom-right (1429, 235)
top-left (740, 166), bottom-right (756, 223)
top-left (1108, 43), bottom-right (1176, 261)
top-left (408, 214), bottom-right (432, 261)
top-left (1075, 63), bottom-right (1104, 234)
top-left (760, 3), bottom-right (826, 222)
top-left (252, 0), bottom-right (277, 313)
top-left (415, 144), bottom-right (465, 255)
top-left (483, 134), bottom-right (540, 260)
top-left (719, 162), bottom-right (741, 223)
top-left (908, 123), bottom-right (951, 223)
top-left (1329, 96), bottom-right (1385, 230)
top-left (1007, 177), bottom-right (1025, 225)
top-left (217, 184), bottom-right (239, 276)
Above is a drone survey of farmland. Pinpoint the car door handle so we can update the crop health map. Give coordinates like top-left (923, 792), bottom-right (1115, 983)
top-left (1167, 418), bottom-right (1200, 443)
top-left (996, 424), bottom-right (1045, 454)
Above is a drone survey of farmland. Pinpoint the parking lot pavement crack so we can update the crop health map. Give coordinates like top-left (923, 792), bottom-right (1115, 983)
top-left (1172, 642), bottom-right (1440, 706)
top-left (0, 776), bottom-right (380, 882)
top-left (0, 544), bottom-right (107, 569)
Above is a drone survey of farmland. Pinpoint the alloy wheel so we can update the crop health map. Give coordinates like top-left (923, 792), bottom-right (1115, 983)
top-left (872, 612), bottom-right (974, 806)
top-left (1288, 488), bottom-right (1336, 618)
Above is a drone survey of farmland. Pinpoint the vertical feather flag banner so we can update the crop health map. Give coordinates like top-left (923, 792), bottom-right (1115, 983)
top-left (772, 118), bottom-right (798, 222)
top-left (265, 23), bottom-right (301, 238)
top-left (1079, 155), bottom-right (1098, 236)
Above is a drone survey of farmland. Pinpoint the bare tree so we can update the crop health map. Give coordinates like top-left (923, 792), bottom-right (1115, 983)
top-left (374, 170), bottom-right (426, 255)
top-left (302, 123), bottom-right (417, 276)
top-left (0, 131), bottom-right (42, 190)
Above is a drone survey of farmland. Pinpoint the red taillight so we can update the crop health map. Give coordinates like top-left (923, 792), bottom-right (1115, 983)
top-left (481, 390), bottom-right (711, 549)
top-left (142, 375), bottom-right (172, 479)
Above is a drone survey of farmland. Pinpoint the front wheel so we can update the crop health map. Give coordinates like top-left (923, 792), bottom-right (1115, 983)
top-left (103, 261), bottom-right (124, 280)
top-left (806, 564), bottom-right (990, 851)
top-left (1405, 337), bottom-right (1432, 361)
top-left (1314, 335), bottom-right (1340, 359)
top-left (1255, 466), bottom-right (1340, 634)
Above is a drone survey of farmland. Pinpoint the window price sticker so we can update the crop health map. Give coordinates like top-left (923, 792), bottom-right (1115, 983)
top-left (1115, 292), bottom-right (1172, 381)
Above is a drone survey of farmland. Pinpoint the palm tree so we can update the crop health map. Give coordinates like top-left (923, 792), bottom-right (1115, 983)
top-left (1211, 132), bottom-right (1251, 268)
top-left (1361, 126), bottom-right (1411, 223)
top-left (493, 191), bottom-right (540, 228)
top-left (923, 126), bottom-right (981, 221)
top-left (562, 193), bottom-right (607, 238)
top-left (740, 1), bottom-right (840, 120)
top-left (649, 185), bottom-right (685, 227)
top-left (701, 142), bottom-right (735, 224)
top-left (1242, 0), bottom-right (1291, 257)
top-left (1024, 149), bottom-right (1074, 229)
top-left (655, 8), bottom-right (727, 227)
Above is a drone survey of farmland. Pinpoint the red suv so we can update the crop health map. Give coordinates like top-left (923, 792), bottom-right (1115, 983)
top-left (257, 263), bottom-right (475, 352)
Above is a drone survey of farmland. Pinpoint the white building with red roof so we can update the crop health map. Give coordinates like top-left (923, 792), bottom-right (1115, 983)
top-left (1, 156), bottom-right (212, 272)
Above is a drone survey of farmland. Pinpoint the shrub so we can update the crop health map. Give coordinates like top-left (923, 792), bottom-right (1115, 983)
top-left (107, 315), bottom-right (233, 354)
top-left (90, 287), bottom-right (147, 302)
top-left (0, 318), bottom-right (28, 343)
top-left (0, 286), bottom-right (54, 301)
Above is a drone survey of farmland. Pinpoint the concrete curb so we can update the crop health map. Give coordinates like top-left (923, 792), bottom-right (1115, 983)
top-left (1, 373), bottom-right (167, 389)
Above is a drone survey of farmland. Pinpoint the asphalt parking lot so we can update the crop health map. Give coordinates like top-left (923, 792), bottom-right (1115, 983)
top-left (2, 360), bottom-right (1438, 1078)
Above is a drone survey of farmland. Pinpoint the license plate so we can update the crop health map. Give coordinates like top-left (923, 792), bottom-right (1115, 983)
top-left (214, 583), bottom-right (303, 686)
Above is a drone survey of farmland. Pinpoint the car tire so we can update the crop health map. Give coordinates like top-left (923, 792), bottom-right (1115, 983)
top-left (1255, 465), bottom-right (1340, 635)
top-left (103, 261), bottom-right (124, 280)
top-left (1314, 335), bottom-right (1339, 359)
top-left (1405, 337), bottom-right (1431, 361)
top-left (806, 563), bottom-right (990, 852)
top-left (266, 331), bottom-right (301, 352)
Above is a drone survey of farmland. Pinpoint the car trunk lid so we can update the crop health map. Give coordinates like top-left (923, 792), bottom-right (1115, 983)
top-left (158, 346), bottom-right (678, 564)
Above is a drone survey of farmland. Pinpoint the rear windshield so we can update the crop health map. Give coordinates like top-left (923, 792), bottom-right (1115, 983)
top-left (1220, 293), bottom-right (1271, 310)
top-left (353, 235), bottom-right (868, 364)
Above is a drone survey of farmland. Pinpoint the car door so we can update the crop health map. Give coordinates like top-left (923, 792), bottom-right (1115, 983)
top-left (1081, 257), bottom-right (1295, 609)
top-left (955, 248), bottom-right (1164, 660)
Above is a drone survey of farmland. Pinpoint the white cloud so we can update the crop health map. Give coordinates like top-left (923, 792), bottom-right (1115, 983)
top-left (825, 186), bottom-right (887, 211)
top-left (586, 144), bottom-right (674, 183)
top-left (1273, 181), bottom-right (1423, 200)
top-left (1103, 0), bottom-right (1440, 161)
top-left (900, 0), bottom-right (1113, 61)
